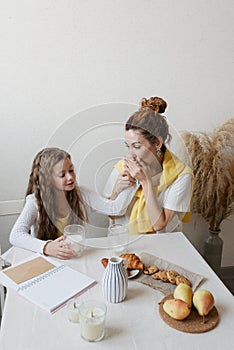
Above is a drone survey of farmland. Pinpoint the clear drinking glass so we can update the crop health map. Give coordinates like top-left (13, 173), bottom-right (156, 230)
top-left (107, 223), bottom-right (129, 255)
top-left (63, 224), bottom-right (85, 257)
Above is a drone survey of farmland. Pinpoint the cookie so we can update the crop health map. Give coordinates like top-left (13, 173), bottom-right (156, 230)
top-left (143, 265), bottom-right (159, 275)
top-left (151, 270), bottom-right (169, 282)
top-left (166, 270), bottom-right (179, 284)
top-left (175, 275), bottom-right (191, 286)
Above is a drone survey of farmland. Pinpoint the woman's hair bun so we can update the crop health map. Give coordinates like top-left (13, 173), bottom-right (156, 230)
top-left (141, 96), bottom-right (167, 113)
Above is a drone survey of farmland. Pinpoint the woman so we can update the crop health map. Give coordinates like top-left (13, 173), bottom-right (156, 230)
top-left (103, 96), bottom-right (193, 234)
top-left (9, 148), bottom-right (131, 259)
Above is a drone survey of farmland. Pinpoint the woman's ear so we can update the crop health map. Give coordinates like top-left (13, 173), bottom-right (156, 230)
top-left (155, 136), bottom-right (163, 149)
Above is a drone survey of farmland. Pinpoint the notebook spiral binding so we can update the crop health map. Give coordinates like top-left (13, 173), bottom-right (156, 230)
top-left (18, 264), bottom-right (65, 291)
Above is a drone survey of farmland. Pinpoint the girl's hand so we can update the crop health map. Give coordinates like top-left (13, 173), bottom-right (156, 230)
top-left (110, 171), bottom-right (136, 199)
top-left (43, 236), bottom-right (75, 260)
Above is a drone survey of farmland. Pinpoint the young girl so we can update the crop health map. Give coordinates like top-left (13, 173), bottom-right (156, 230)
top-left (10, 148), bottom-right (131, 259)
top-left (103, 96), bottom-right (193, 234)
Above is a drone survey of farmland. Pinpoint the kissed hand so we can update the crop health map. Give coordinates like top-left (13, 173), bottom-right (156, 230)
top-left (110, 171), bottom-right (136, 199)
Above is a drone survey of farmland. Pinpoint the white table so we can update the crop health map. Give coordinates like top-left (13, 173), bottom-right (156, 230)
top-left (0, 232), bottom-right (233, 350)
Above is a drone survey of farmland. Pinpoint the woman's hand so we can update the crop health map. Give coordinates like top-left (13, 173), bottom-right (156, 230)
top-left (110, 171), bottom-right (136, 199)
top-left (124, 157), bottom-right (151, 185)
top-left (43, 236), bottom-right (75, 260)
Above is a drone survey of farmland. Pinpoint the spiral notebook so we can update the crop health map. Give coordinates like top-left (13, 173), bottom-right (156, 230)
top-left (0, 254), bottom-right (96, 313)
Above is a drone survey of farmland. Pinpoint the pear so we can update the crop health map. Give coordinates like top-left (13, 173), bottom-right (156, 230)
top-left (163, 298), bottom-right (191, 320)
top-left (193, 289), bottom-right (214, 322)
top-left (173, 283), bottom-right (193, 307)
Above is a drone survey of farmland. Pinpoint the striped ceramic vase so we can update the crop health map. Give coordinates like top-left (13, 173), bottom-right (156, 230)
top-left (102, 256), bottom-right (128, 303)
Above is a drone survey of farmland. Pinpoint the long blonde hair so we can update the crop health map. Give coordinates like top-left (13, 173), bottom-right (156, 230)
top-left (26, 148), bottom-right (87, 240)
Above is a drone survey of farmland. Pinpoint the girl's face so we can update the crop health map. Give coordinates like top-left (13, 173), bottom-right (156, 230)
top-left (125, 129), bottom-right (158, 165)
top-left (52, 157), bottom-right (76, 192)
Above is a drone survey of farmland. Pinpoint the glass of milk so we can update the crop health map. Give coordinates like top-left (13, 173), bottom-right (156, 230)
top-left (63, 224), bottom-right (85, 257)
top-left (79, 300), bottom-right (107, 342)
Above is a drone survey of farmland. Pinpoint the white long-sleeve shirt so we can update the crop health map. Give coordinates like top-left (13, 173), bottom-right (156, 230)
top-left (9, 185), bottom-right (135, 254)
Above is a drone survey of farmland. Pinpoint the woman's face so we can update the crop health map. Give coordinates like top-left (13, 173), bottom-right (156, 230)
top-left (52, 157), bottom-right (76, 192)
top-left (125, 129), bottom-right (158, 165)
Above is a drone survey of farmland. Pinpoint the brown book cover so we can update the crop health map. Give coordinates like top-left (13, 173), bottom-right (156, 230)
top-left (3, 256), bottom-right (56, 284)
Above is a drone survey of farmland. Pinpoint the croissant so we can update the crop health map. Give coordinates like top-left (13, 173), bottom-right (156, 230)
top-left (120, 253), bottom-right (144, 270)
top-left (101, 258), bottom-right (109, 269)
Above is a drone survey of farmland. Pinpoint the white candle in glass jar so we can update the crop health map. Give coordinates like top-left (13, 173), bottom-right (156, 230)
top-left (79, 302), bottom-right (106, 342)
top-left (67, 300), bottom-right (79, 323)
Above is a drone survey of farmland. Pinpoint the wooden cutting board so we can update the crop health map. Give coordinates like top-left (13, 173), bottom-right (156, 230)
top-left (158, 294), bottom-right (219, 333)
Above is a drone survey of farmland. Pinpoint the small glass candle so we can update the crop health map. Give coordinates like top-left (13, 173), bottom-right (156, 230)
top-left (67, 299), bottom-right (79, 323)
top-left (79, 300), bottom-right (107, 342)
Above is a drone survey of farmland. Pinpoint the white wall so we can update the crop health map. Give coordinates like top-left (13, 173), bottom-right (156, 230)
top-left (1, 1), bottom-right (233, 265)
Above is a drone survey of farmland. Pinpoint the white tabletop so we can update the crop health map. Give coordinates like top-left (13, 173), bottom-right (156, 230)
top-left (0, 232), bottom-right (233, 350)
